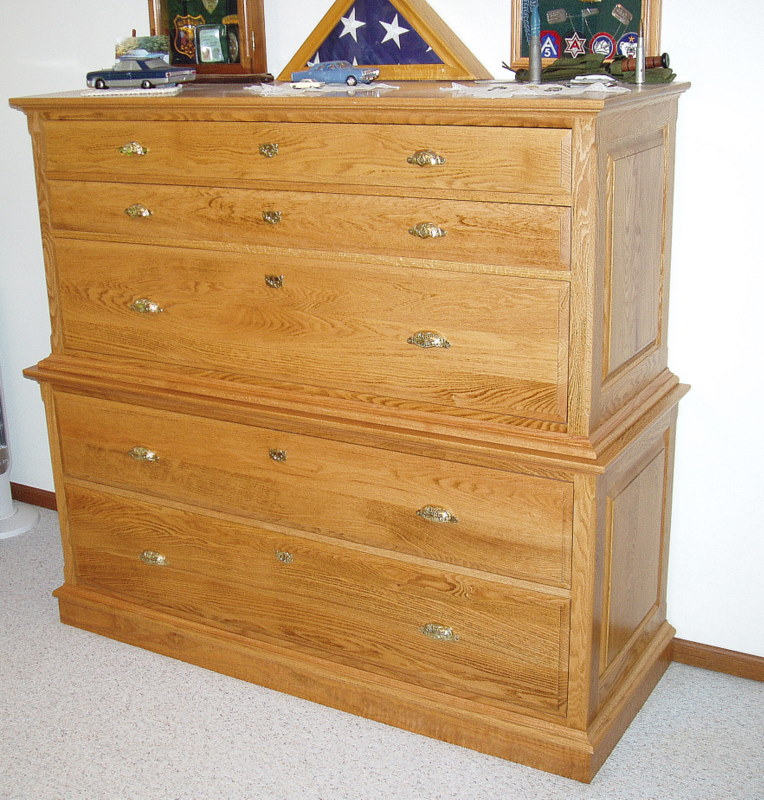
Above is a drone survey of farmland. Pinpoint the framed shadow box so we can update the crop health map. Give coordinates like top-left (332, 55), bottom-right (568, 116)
top-left (510, 0), bottom-right (661, 70)
top-left (149, 0), bottom-right (269, 80)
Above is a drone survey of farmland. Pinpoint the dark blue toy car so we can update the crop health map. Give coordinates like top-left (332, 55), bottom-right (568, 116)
top-left (291, 60), bottom-right (379, 86)
top-left (87, 58), bottom-right (196, 90)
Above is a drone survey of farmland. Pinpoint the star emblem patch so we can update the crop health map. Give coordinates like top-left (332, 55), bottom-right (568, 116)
top-left (564, 31), bottom-right (587, 58)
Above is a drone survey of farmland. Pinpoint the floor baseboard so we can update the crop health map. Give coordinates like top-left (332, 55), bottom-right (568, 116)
top-left (10, 483), bottom-right (57, 511)
top-left (672, 638), bottom-right (764, 682)
top-left (10, 483), bottom-right (763, 683)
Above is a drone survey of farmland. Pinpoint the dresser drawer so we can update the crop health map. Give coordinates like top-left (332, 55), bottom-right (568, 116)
top-left (66, 483), bottom-right (569, 716)
top-left (48, 181), bottom-right (571, 271)
top-left (42, 120), bottom-right (572, 199)
top-left (56, 393), bottom-right (573, 588)
top-left (55, 239), bottom-right (569, 423)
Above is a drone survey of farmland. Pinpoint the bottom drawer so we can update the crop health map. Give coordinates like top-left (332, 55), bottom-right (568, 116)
top-left (66, 484), bottom-right (570, 718)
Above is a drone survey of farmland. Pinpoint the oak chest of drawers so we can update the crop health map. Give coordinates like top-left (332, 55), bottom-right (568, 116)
top-left (12, 81), bottom-right (688, 781)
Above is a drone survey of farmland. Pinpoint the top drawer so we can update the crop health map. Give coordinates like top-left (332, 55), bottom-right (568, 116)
top-left (41, 120), bottom-right (572, 199)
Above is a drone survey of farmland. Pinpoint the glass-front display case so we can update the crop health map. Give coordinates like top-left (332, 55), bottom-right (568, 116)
top-left (148, 0), bottom-right (268, 79)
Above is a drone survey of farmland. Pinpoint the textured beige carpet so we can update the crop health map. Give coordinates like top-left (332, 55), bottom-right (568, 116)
top-left (2, 505), bottom-right (762, 800)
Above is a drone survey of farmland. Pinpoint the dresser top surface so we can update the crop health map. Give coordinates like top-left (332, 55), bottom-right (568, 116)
top-left (10, 80), bottom-right (689, 122)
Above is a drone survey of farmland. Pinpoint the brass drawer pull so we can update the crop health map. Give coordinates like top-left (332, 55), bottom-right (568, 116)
top-left (129, 446), bottom-right (160, 462)
top-left (262, 210), bottom-right (282, 225)
top-left (275, 550), bottom-right (293, 564)
top-left (259, 142), bottom-right (279, 158)
top-left (421, 623), bottom-right (459, 642)
top-left (269, 449), bottom-right (287, 462)
top-left (265, 274), bottom-right (284, 289)
top-left (140, 550), bottom-right (167, 566)
top-left (118, 141), bottom-right (149, 156)
top-left (407, 331), bottom-right (451, 349)
top-left (409, 221), bottom-right (446, 239)
top-left (125, 203), bottom-right (152, 219)
top-left (416, 505), bottom-right (459, 524)
top-left (129, 298), bottom-right (163, 315)
top-left (407, 149), bottom-right (446, 167)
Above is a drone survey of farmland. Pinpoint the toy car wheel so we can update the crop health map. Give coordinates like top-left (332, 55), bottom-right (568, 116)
top-left (345, 75), bottom-right (358, 86)
top-left (94, 78), bottom-right (107, 89)
top-left (141, 80), bottom-right (154, 89)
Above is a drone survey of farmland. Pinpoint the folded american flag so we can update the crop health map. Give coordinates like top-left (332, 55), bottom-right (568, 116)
top-left (307, 0), bottom-right (443, 66)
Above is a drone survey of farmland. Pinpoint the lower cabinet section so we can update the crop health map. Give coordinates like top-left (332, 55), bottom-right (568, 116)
top-left (44, 385), bottom-right (682, 781)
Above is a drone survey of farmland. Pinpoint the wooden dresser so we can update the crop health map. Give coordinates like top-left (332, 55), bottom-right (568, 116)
top-left (12, 81), bottom-right (688, 781)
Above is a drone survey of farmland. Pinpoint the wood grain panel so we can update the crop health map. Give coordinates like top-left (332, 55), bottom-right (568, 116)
top-left (54, 238), bottom-right (569, 422)
top-left (41, 120), bottom-right (572, 200)
top-left (55, 391), bottom-right (573, 588)
top-left (47, 181), bottom-right (572, 271)
top-left (603, 136), bottom-right (666, 381)
top-left (65, 483), bottom-right (569, 716)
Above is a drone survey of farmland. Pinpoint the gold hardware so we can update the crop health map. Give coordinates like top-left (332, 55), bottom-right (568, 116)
top-left (259, 143), bottom-right (279, 158)
top-left (140, 550), bottom-right (168, 566)
top-left (409, 222), bottom-right (446, 239)
top-left (129, 446), bottom-right (160, 462)
top-left (262, 210), bottom-right (282, 225)
top-left (416, 505), bottom-right (459, 524)
top-left (129, 298), bottom-right (163, 315)
top-left (118, 141), bottom-right (149, 156)
top-left (407, 149), bottom-right (446, 167)
top-left (421, 623), bottom-right (459, 642)
top-left (407, 331), bottom-right (451, 349)
top-left (269, 449), bottom-right (287, 462)
top-left (275, 550), bottom-right (293, 564)
top-left (125, 203), bottom-right (152, 219)
top-left (265, 275), bottom-right (284, 288)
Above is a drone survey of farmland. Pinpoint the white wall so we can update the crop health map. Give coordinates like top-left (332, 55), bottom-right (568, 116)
top-left (1, 1), bottom-right (761, 657)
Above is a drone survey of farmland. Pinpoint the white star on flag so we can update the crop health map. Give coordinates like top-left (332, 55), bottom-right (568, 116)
top-left (379, 14), bottom-right (409, 49)
top-left (340, 8), bottom-right (366, 42)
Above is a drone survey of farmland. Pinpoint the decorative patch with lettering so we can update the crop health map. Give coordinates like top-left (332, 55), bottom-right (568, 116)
top-left (540, 30), bottom-right (562, 59)
top-left (564, 30), bottom-right (587, 58)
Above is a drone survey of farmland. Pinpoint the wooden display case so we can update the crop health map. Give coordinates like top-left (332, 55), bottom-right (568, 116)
top-left (148, 0), bottom-right (268, 80)
top-left (511, 0), bottom-right (662, 69)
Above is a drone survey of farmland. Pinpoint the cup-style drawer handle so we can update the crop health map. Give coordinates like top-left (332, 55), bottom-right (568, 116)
top-left (409, 222), bottom-right (446, 239)
top-left (421, 623), bottom-right (459, 642)
top-left (269, 449), bottom-right (287, 462)
top-left (125, 203), bottom-right (152, 219)
top-left (140, 550), bottom-right (167, 566)
top-left (129, 299), bottom-right (163, 315)
top-left (119, 141), bottom-right (149, 156)
top-left (275, 550), bottom-right (293, 564)
top-left (259, 143), bottom-right (279, 158)
top-left (262, 210), bottom-right (282, 225)
top-left (416, 505), bottom-right (459, 524)
top-left (129, 446), bottom-right (160, 462)
top-left (407, 331), bottom-right (451, 349)
top-left (407, 149), bottom-right (446, 167)
top-left (265, 274), bottom-right (284, 288)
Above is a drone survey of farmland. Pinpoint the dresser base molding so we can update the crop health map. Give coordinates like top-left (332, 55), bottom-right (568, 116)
top-left (54, 584), bottom-right (673, 783)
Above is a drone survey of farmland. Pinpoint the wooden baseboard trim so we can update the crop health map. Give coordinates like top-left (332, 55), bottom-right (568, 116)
top-left (672, 638), bottom-right (764, 682)
top-left (10, 482), bottom-right (57, 511)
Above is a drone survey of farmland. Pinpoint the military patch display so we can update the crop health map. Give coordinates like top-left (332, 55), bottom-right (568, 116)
top-left (149, 0), bottom-right (268, 77)
top-left (163, 0), bottom-right (239, 64)
top-left (515, 0), bottom-right (654, 62)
